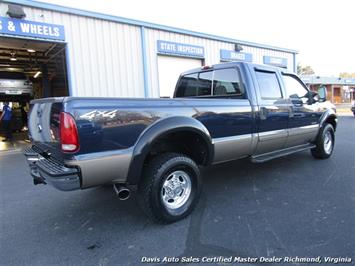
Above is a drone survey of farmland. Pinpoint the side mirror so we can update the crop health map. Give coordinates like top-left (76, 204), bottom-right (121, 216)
top-left (290, 96), bottom-right (303, 106)
top-left (307, 91), bottom-right (319, 104)
top-left (318, 85), bottom-right (327, 102)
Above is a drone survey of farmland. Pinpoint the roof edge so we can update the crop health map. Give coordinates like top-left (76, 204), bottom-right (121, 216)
top-left (3, 0), bottom-right (299, 54)
top-left (301, 75), bottom-right (355, 85)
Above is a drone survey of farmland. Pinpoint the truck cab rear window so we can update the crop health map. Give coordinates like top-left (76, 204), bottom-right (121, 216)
top-left (175, 68), bottom-right (244, 98)
top-left (175, 71), bottom-right (212, 97)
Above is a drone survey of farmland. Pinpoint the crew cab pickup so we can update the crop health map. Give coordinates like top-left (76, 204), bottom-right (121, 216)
top-left (24, 62), bottom-right (337, 223)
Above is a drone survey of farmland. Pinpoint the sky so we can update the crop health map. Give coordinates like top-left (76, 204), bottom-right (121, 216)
top-left (38, 0), bottom-right (355, 76)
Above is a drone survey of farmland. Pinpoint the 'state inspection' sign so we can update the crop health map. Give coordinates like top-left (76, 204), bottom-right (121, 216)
top-left (157, 40), bottom-right (205, 58)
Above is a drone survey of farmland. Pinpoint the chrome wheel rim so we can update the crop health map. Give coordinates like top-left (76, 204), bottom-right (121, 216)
top-left (324, 131), bottom-right (333, 154)
top-left (161, 170), bottom-right (192, 210)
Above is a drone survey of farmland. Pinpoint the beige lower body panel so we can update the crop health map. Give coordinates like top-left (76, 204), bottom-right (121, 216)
top-left (66, 148), bottom-right (133, 188)
top-left (213, 125), bottom-right (320, 162)
top-left (286, 124), bottom-right (319, 147)
top-left (255, 129), bottom-right (288, 155)
top-left (212, 134), bottom-right (253, 164)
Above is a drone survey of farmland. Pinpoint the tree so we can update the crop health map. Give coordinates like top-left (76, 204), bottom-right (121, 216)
top-left (297, 64), bottom-right (315, 75)
top-left (339, 72), bottom-right (355, 78)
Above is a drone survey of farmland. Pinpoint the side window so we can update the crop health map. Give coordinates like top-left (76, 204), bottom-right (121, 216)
top-left (282, 74), bottom-right (309, 99)
top-left (213, 68), bottom-right (244, 97)
top-left (175, 73), bottom-right (198, 97)
top-left (198, 71), bottom-right (213, 96)
top-left (255, 71), bottom-right (283, 99)
top-left (175, 71), bottom-right (212, 97)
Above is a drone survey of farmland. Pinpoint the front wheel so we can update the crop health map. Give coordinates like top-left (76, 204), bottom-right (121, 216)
top-left (311, 123), bottom-right (335, 159)
top-left (138, 153), bottom-right (202, 223)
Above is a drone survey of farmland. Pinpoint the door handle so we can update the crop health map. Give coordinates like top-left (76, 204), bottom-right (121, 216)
top-left (290, 106), bottom-right (303, 118)
top-left (260, 107), bottom-right (268, 120)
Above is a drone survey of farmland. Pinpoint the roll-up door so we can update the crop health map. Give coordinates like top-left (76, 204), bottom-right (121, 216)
top-left (157, 55), bottom-right (202, 98)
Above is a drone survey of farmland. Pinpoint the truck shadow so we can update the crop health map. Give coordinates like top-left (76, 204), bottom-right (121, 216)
top-left (16, 148), bottom-right (332, 266)
top-left (46, 151), bottom-right (315, 261)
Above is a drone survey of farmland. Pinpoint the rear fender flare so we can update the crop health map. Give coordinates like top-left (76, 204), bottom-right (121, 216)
top-left (126, 116), bottom-right (213, 184)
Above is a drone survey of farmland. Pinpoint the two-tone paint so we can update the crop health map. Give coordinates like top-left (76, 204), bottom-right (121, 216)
top-left (26, 62), bottom-right (337, 190)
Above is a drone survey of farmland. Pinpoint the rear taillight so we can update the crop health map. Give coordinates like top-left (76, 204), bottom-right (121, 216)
top-left (60, 112), bottom-right (79, 152)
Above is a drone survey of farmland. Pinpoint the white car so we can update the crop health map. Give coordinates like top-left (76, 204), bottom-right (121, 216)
top-left (0, 72), bottom-right (33, 97)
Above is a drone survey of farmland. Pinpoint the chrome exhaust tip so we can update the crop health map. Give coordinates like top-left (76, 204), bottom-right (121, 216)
top-left (113, 184), bottom-right (130, 200)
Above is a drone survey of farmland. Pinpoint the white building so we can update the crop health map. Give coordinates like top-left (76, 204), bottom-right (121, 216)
top-left (0, 0), bottom-right (298, 100)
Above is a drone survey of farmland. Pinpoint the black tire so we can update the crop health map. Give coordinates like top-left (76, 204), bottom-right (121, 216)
top-left (137, 153), bottom-right (201, 223)
top-left (311, 123), bottom-right (335, 159)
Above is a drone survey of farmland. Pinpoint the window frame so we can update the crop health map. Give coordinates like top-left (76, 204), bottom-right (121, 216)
top-left (281, 73), bottom-right (310, 99)
top-left (197, 71), bottom-right (214, 97)
top-left (211, 67), bottom-right (246, 99)
top-left (254, 69), bottom-right (284, 100)
top-left (174, 67), bottom-right (246, 99)
top-left (174, 71), bottom-right (213, 98)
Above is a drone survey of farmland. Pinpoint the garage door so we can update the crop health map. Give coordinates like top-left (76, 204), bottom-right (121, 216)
top-left (158, 56), bottom-right (202, 98)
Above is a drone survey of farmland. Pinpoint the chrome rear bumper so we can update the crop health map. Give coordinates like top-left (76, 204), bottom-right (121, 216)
top-left (24, 146), bottom-right (81, 191)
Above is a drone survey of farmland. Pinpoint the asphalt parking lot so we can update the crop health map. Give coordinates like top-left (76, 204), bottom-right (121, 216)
top-left (1, 116), bottom-right (354, 266)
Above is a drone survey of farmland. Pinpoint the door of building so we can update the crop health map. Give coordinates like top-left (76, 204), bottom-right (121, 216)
top-left (157, 56), bottom-right (202, 98)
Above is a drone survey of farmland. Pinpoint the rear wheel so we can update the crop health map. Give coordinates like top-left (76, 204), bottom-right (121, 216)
top-left (138, 153), bottom-right (201, 223)
top-left (311, 123), bottom-right (335, 159)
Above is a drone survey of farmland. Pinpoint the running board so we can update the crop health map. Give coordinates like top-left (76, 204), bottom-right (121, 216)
top-left (251, 144), bottom-right (316, 163)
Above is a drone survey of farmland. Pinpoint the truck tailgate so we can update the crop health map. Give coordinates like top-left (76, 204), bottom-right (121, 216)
top-left (28, 98), bottom-right (64, 159)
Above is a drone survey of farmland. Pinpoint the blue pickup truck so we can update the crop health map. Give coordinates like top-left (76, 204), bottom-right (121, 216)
top-left (25, 62), bottom-right (337, 223)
